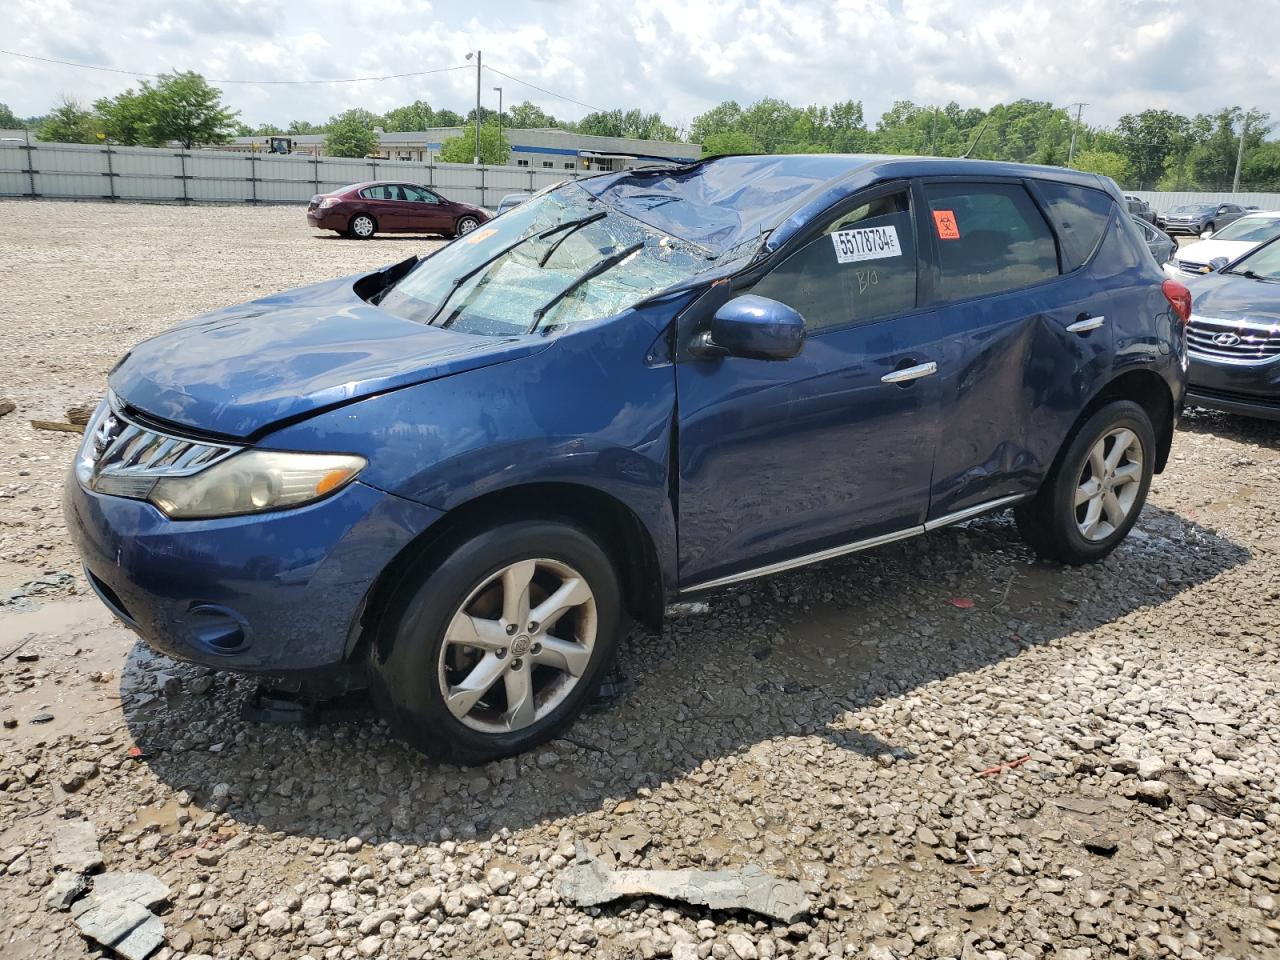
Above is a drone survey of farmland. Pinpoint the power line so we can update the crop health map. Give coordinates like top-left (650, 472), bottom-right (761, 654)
top-left (0, 48), bottom-right (471, 85)
top-left (482, 65), bottom-right (603, 114)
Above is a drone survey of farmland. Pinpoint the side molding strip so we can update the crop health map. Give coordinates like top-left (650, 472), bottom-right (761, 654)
top-left (679, 493), bottom-right (1030, 594)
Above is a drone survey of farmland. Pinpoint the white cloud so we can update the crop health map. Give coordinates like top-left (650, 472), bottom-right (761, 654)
top-left (2, 0), bottom-right (1277, 134)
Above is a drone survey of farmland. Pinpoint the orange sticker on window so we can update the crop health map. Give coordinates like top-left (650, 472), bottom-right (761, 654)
top-left (463, 227), bottom-right (498, 244)
top-left (932, 209), bottom-right (960, 240)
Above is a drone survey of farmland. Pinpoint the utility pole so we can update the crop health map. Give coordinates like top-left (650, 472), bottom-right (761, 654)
top-left (1232, 112), bottom-right (1250, 194)
top-left (465, 50), bottom-right (482, 165)
top-left (1066, 102), bottom-right (1087, 166)
top-left (494, 87), bottom-right (503, 140)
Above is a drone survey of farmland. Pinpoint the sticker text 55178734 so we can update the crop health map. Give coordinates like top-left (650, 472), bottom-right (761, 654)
top-left (831, 225), bottom-right (901, 264)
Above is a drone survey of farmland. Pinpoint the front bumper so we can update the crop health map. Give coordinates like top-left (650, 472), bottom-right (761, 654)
top-left (1162, 222), bottom-right (1203, 235)
top-left (64, 471), bottom-right (442, 674)
top-left (1187, 355), bottom-right (1280, 420)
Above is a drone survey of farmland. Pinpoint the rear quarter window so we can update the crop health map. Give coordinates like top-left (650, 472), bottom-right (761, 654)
top-left (1037, 182), bottom-right (1116, 272)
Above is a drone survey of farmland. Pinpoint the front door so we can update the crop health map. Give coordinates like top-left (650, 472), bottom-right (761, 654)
top-left (401, 184), bottom-right (451, 233)
top-left (676, 182), bottom-right (946, 590)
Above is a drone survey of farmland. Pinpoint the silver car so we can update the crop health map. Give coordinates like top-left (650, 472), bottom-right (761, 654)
top-left (1133, 216), bottom-right (1176, 265)
top-left (1158, 202), bottom-right (1248, 236)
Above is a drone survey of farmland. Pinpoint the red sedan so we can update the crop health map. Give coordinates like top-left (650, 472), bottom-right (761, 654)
top-left (307, 181), bottom-right (490, 239)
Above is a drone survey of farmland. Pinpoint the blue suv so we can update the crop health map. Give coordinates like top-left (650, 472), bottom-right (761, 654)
top-left (65, 155), bottom-right (1191, 763)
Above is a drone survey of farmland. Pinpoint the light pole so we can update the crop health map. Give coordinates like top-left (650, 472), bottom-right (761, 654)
top-left (1066, 102), bottom-right (1087, 167)
top-left (465, 50), bottom-right (482, 165)
top-left (493, 86), bottom-right (503, 140)
top-left (1232, 112), bottom-right (1250, 194)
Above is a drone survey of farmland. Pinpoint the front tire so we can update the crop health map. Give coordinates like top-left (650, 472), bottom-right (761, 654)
top-left (348, 213), bottom-right (377, 239)
top-left (455, 216), bottom-right (480, 237)
top-left (1015, 400), bottom-right (1155, 564)
top-left (368, 520), bottom-right (623, 764)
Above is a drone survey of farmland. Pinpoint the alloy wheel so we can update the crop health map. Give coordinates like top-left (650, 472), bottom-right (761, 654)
top-left (1074, 427), bottom-right (1143, 542)
top-left (458, 217), bottom-right (479, 235)
top-left (437, 558), bottom-right (597, 733)
top-left (352, 216), bottom-right (374, 238)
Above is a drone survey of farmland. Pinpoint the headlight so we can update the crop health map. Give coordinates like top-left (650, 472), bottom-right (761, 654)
top-left (149, 450), bottom-right (366, 519)
top-left (319, 196), bottom-right (340, 208)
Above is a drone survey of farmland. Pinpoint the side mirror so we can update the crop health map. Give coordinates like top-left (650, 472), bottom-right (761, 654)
top-left (1200, 229), bottom-right (1214, 240)
top-left (693, 295), bottom-right (806, 361)
top-left (1208, 256), bottom-right (1230, 272)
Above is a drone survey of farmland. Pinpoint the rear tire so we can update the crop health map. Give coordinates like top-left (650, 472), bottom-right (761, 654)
top-left (368, 520), bottom-right (623, 764)
top-left (348, 214), bottom-right (377, 239)
top-left (1015, 400), bottom-right (1155, 565)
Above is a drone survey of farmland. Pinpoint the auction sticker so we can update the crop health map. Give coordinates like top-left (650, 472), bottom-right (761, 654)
top-left (831, 225), bottom-right (901, 264)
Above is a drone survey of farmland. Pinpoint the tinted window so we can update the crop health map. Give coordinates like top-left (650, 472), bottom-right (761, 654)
top-left (924, 182), bottom-right (1060, 301)
top-left (1038, 182), bottom-right (1115, 272)
top-left (402, 185), bottom-right (439, 203)
top-left (1212, 216), bottom-right (1280, 242)
top-left (360, 184), bottom-right (404, 200)
top-left (750, 189), bottom-right (917, 332)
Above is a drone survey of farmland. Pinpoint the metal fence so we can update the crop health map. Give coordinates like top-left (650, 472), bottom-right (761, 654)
top-left (7, 141), bottom-right (1280, 216)
top-left (0, 140), bottom-right (583, 209)
top-left (1130, 190), bottom-right (1280, 214)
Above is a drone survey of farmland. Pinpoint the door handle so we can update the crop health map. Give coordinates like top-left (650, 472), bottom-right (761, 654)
top-left (1066, 314), bottom-right (1106, 334)
top-left (881, 361), bottom-right (938, 384)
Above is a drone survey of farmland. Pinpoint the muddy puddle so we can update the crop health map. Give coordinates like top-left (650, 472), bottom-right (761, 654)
top-left (0, 596), bottom-right (142, 744)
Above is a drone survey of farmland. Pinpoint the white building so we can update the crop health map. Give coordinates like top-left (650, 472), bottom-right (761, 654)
top-left (226, 127), bottom-right (700, 172)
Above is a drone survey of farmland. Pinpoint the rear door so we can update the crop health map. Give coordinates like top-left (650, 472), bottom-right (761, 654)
top-left (920, 178), bottom-right (1117, 520)
top-left (675, 182), bottom-right (947, 589)
top-left (360, 184), bottom-right (404, 230)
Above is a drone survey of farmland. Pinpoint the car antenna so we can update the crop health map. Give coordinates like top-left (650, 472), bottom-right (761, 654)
top-left (960, 116), bottom-right (993, 159)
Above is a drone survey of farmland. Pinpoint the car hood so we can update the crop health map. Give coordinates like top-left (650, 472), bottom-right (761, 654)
top-left (1175, 239), bottom-right (1257, 264)
top-left (1186, 271), bottom-right (1280, 324)
top-left (109, 272), bottom-right (548, 438)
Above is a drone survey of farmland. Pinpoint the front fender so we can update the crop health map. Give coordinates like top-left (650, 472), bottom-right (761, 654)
top-left (263, 306), bottom-right (681, 587)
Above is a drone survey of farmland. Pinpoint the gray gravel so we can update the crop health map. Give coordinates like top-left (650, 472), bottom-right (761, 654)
top-left (2, 200), bottom-right (1280, 959)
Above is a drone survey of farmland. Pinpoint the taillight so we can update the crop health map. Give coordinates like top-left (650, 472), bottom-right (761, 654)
top-left (1162, 279), bottom-right (1192, 324)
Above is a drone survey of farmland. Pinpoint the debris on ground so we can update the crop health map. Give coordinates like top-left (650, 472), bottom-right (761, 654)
top-left (51, 820), bottom-right (103, 874)
top-left (64, 402), bottom-right (97, 425)
top-left (559, 845), bottom-right (811, 923)
top-left (29, 419), bottom-right (85, 434)
top-left (70, 872), bottom-right (169, 960)
top-left (0, 397), bottom-right (14, 418)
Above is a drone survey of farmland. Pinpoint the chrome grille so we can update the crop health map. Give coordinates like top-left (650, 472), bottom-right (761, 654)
top-left (1186, 315), bottom-right (1280, 365)
top-left (1174, 259), bottom-right (1210, 275)
top-left (76, 395), bottom-right (241, 499)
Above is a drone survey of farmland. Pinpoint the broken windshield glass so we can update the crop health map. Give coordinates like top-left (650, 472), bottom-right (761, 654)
top-left (377, 183), bottom-right (716, 337)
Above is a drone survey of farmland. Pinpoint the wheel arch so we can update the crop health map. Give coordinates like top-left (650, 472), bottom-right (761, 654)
top-left (1066, 368), bottom-right (1176, 475)
top-left (348, 481), bottom-right (667, 665)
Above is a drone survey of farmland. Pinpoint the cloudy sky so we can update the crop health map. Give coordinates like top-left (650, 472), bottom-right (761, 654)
top-left (4, 0), bottom-right (1279, 136)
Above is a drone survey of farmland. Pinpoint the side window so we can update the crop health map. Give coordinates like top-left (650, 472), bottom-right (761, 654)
top-left (924, 182), bottom-right (1059, 301)
top-left (359, 186), bottom-right (381, 200)
top-left (1037, 181), bottom-right (1116, 272)
top-left (749, 188), bottom-right (917, 333)
top-left (402, 186), bottom-right (439, 203)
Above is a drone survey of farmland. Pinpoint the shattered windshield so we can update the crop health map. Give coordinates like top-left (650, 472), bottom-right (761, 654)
top-left (377, 183), bottom-right (715, 336)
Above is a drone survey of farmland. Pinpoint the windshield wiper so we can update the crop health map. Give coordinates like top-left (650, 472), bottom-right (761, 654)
top-left (528, 241), bottom-right (646, 332)
top-left (537, 210), bottom-right (607, 267)
top-left (430, 211), bottom-right (605, 327)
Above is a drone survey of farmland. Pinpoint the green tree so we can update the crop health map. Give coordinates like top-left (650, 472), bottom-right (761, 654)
top-left (0, 102), bottom-right (20, 128)
top-left (433, 109), bottom-right (464, 127)
top-left (574, 109), bottom-right (677, 141)
top-left (1242, 141), bottom-right (1280, 190)
top-left (1116, 109), bottom-right (1191, 187)
top-left (36, 97), bottom-right (99, 143)
top-left (506, 100), bottom-right (558, 128)
top-left (438, 123), bottom-right (509, 164)
top-left (1069, 150), bottom-right (1132, 182)
top-left (287, 119), bottom-right (324, 135)
top-left (383, 100), bottom-right (437, 131)
top-left (701, 130), bottom-right (761, 155)
top-left (690, 101), bottom-right (744, 144)
top-left (324, 111), bottom-right (379, 157)
top-left (250, 122), bottom-right (284, 136)
top-left (94, 88), bottom-right (153, 145)
top-left (139, 72), bottom-right (238, 148)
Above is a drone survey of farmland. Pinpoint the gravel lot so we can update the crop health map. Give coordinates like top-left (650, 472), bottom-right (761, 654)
top-left (1, 200), bottom-right (1279, 960)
